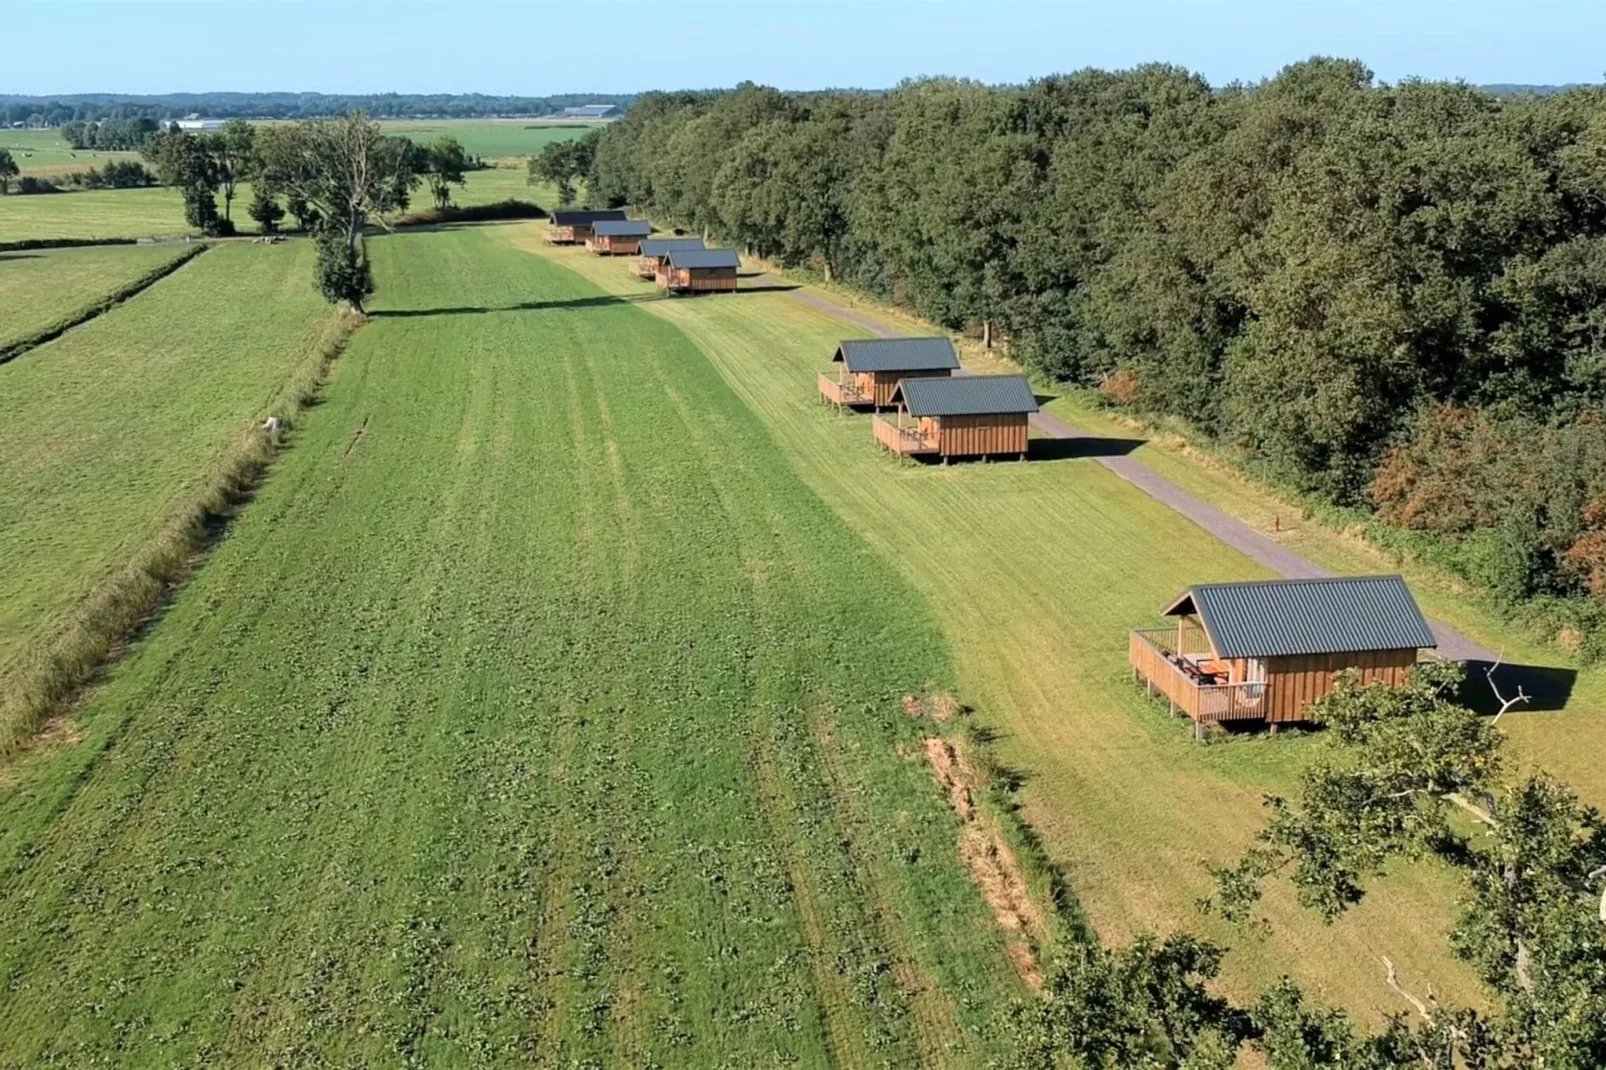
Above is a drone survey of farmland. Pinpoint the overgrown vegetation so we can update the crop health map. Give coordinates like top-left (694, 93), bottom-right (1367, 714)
top-left (1209, 662), bottom-right (1606, 1065)
top-left (588, 66), bottom-right (1606, 642)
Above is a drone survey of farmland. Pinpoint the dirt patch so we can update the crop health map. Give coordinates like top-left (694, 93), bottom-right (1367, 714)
top-left (902, 692), bottom-right (962, 723)
top-left (923, 735), bottom-right (1044, 988)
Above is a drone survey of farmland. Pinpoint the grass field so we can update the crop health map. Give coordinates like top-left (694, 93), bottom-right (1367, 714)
top-left (0, 168), bottom-right (554, 243)
top-left (0, 127), bottom-right (142, 178)
top-left (1039, 391), bottom-right (1606, 806)
top-left (0, 242), bottom-right (195, 352)
top-left (509, 231), bottom-right (1603, 1019)
top-left (0, 119), bottom-right (588, 177)
top-left (0, 243), bottom-right (340, 736)
top-left (377, 117), bottom-right (595, 158)
top-left (0, 184), bottom-right (195, 242)
top-left (0, 227), bottom-right (1031, 1065)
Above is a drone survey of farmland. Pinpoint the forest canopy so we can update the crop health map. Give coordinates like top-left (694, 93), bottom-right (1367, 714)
top-left (587, 63), bottom-right (1606, 647)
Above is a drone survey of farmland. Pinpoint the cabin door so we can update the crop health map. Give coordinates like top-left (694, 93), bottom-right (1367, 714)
top-left (1244, 658), bottom-right (1267, 699)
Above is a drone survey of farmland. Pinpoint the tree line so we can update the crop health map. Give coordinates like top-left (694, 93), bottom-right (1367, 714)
top-left (139, 115), bottom-right (472, 311)
top-left (585, 63), bottom-right (1606, 651)
top-left (2, 92), bottom-right (637, 126)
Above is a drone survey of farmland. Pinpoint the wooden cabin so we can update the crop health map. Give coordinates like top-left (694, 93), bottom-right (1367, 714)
top-left (819, 337), bottom-right (960, 409)
top-left (659, 248), bottom-right (740, 294)
top-left (873, 375), bottom-right (1037, 460)
top-left (1128, 575), bottom-right (1438, 735)
top-left (545, 209), bottom-right (627, 245)
top-left (587, 219), bottom-right (652, 256)
top-left (636, 237), bottom-right (705, 279)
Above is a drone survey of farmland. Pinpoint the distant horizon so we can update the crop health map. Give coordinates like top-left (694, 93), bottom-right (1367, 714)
top-left (7, 1), bottom-right (1606, 98)
top-left (2, 79), bottom-right (1599, 106)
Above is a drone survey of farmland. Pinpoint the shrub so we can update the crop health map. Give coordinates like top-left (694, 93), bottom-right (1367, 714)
top-left (1098, 367), bottom-right (1140, 406)
top-left (392, 198), bottom-right (547, 228)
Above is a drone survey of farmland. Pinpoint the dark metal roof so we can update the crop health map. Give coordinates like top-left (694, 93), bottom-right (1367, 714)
top-left (667, 248), bottom-right (740, 269)
top-left (1164, 575), bottom-right (1438, 659)
top-left (892, 375), bottom-right (1039, 417)
top-left (592, 219), bottom-right (651, 237)
top-left (639, 238), bottom-right (705, 257)
top-left (550, 209), bottom-right (627, 226)
top-left (833, 337), bottom-right (960, 373)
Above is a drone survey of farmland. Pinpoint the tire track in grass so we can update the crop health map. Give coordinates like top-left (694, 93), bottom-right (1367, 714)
top-left (659, 377), bottom-right (948, 1066)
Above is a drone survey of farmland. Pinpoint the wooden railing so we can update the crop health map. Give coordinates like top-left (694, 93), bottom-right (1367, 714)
top-left (872, 416), bottom-right (937, 456)
top-left (819, 374), bottom-right (870, 406)
top-left (1128, 628), bottom-right (1266, 724)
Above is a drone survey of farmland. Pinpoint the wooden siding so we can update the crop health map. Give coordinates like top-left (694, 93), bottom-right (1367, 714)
top-left (545, 225), bottom-right (578, 244)
top-left (869, 369), bottom-right (949, 408)
top-left (934, 413), bottom-right (1029, 458)
top-left (1262, 648), bottom-right (1418, 723)
top-left (1131, 626), bottom-right (1420, 728)
top-left (661, 266), bottom-right (739, 293)
top-left (592, 235), bottom-right (643, 256)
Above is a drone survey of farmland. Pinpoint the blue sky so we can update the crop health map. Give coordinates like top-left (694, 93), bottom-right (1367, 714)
top-left (7, 1), bottom-right (1605, 95)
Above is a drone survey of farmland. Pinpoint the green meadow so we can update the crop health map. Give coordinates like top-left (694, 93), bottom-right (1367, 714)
top-left (0, 242), bottom-right (194, 352)
top-left (0, 227), bottom-right (1029, 1066)
top-left (523, 230), bottom-right (1606, 1018)
top-left (0, 242), bottom-right (339, 744)
top-left (377, 116), bottom-right (596, 158)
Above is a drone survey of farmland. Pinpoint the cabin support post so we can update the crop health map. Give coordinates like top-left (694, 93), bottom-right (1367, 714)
top-left (1194, 718), bottom-right (1204, 743)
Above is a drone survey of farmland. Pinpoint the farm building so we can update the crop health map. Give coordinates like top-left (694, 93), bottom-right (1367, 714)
top-left (873, 375), bottom-right (1037, 460)
top-left (1128, 574), bottom-right (1438, 734)
top-left (545, 209), bottom-right (627, 245)
top-left (587, 219), bottom-right (652, 256)
top-left (659, 248), bottom-right (740, 294)
top-left (553, 104), bottom-right (622, 120)
top-left (820, 337), bottom-right (960, 408)
top-left (635, 237), bottom-right (705, 279)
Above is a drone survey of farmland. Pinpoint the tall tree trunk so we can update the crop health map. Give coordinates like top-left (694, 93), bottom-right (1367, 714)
top-left (983, 320), bottom-right (993, 349)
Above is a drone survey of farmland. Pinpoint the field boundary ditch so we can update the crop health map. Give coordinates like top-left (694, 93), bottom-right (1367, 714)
top-left (0, 244), bottom-right (209, 366)
top-left (0, 308), bottom-right (367, 756)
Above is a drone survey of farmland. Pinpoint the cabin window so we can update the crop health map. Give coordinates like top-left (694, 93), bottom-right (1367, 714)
top-left (1244, 658), bottom-right (1267, 699)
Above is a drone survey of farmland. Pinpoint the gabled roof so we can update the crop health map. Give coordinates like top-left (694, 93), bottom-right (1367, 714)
top-left (833, 337), bottom-right (960, 373)
top-left (667, 248), bottom-right (740, 269)
top-left (550, 209), bottom-right (627, 226)
top-left (891, 375), bottom-right (1039, 417)
top-left (1163, 575), bottom-right (1438, 659)
top-left (592, 219), bottom-right (651, 237)
top-left (639, 238), bottom-right (705, 257)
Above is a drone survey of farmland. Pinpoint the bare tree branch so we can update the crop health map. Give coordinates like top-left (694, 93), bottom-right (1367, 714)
top-left (1383, 956), bottom-right (1434, 1022)
top-left (1485, 650), bottom-right (1530, 725)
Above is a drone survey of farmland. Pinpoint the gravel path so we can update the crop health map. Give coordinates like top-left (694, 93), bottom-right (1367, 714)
top-left (789, 286), bottom-right (1497, 662)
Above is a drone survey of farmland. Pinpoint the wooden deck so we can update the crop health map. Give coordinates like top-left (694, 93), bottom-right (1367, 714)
top-left (819, 374), bottom-right (871, 407)
top-left (872, 415), bottom-right (937, 456)
top-left (1128, 628), bottom-right (1265, 728)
